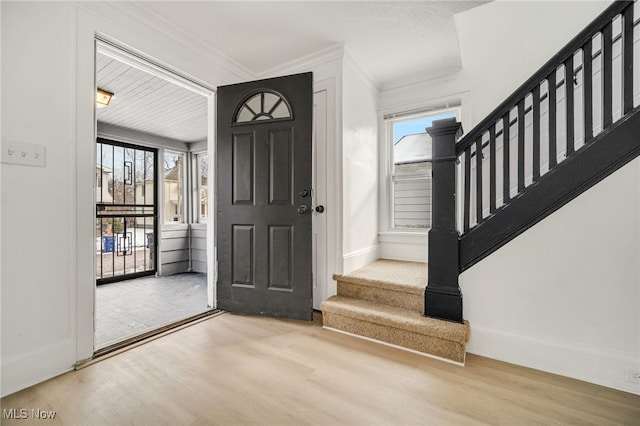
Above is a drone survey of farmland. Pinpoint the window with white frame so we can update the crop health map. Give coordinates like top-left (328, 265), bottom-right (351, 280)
top-left (386, 107), bottom-right (460, 230)
top-left (197, 153), bottom-right (208, 221)
top-left (163, 151), bottom-right (185, 223)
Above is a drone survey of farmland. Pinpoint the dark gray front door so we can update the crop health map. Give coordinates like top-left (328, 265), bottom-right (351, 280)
top-left (216, 72), bottom-right (313, 320)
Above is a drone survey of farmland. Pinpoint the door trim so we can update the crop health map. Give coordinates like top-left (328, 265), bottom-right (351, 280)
top-left (313, 78), bottom-right (340, 305)
top-left (75, 34), bottom-right (216, 361)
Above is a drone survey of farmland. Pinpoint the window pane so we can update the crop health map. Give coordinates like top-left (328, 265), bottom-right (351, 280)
top-left (389, 108), bottom-right (458, 230)
top-left (198, 154), bottom-right (208, 220)
top-left (392, 112), bottom-right (455, 174)
top-left (164, 151), bottom-right (184, 223)
top-left (393, 175), bottom-right (432, 229)
top-left (234, 91), bottom-right (292, 123)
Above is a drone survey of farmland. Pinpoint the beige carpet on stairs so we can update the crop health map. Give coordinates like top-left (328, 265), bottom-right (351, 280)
top-left (332, 259), bottom-right (426, 312)
top-left (321, 259), bottom-right (470, 364)
top-left (334, 259), bottom-right (427, 289)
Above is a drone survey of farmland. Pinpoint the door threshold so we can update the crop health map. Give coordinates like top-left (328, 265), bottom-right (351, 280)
top-left (77, 309), bottom-right (224, 370)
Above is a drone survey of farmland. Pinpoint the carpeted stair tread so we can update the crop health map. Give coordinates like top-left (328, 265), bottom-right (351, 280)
top-left (333, 259), bottom-right (426, 295)
top-left (321, 295), bottom-right (469, 344)
top-left (323, 259), bottom-right (470, 363)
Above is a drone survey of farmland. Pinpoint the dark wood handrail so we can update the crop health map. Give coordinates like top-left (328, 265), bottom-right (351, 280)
top-left (456, 0), bottom-right (632, 154)
top-left (425, 0), bottom-right (639, 322)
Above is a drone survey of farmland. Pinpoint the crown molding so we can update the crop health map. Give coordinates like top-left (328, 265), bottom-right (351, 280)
top-left (342, 46), bottom-right (381, 95)
top-left (257, 43), bottom-right (346, 79)
top-left (85, 1), bottom-right (256, 84)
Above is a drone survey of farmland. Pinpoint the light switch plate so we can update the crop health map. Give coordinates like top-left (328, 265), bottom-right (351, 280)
top-left (1, 141), bottom-right (46, 167)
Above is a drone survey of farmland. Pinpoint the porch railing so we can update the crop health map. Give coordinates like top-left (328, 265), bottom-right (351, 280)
top-left (425, 1), bottom-right (640, 323)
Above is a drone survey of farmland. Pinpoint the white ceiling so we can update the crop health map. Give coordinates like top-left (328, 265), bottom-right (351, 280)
top-left (96, 51), bottom-right (209, 144)
top-left (96, 1), bottom-right (488, 143)
top-left (139, 0), bottom-right (486, 89)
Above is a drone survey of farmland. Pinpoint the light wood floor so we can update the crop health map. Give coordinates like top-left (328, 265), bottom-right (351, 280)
top-left (2, 312), bottom-right (639, 425)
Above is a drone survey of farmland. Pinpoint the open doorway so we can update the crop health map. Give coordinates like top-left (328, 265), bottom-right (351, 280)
top-left (94, 40), bottom-right (215, 352)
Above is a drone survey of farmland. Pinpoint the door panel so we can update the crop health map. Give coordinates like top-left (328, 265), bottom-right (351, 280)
top-left (268, 129), bottom-right (293, 205)
top-left (217, 72), bottom-right (313, 320)
top-left (269, 225), bottom-right (293, 290)
top-left (232, 133), bottom-right (254, 204)
top-left (232, 224), bottom-right (254, 287)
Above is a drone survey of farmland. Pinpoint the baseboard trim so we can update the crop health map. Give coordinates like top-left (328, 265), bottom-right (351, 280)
top-left (323, 326), bottom-right (465, 366)
top-left (466, 325), bottom-right (640, 395)
top-left (1, 337), bottom-right (75, 398)
top-left (342, 245), bottom-right (378, 274)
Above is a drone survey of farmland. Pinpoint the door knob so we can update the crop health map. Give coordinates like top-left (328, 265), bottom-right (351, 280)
top-left (315, 205), bottom-right (325, 213)
top-left (297, 205), bottom-right (309, 215)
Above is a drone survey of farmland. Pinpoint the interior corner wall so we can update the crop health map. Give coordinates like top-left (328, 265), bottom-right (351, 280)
top-left (341, 58), bottom-right (379, 274)
top-left (377, 0), bottom-right (637, 394)
top-left (1, 0), bottom-right (245, 397)
top-left (449, 0), bottom-right (638, 395)
top-left (461, 158), bottom-right (640, 395)
top-left (1, 1), bottom-right (78, 397)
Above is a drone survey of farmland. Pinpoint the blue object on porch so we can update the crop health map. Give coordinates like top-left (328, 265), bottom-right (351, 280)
top-left (103, 236), bottom-right (114, 253)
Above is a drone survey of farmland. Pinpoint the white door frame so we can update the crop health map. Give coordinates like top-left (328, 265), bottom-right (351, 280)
top-left (76, 31), bottom-right (216, 362)
top-left (313, 79), bottom-right (338, 309)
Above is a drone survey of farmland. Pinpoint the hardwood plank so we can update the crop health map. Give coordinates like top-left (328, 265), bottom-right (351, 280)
top-left (2, 313), bottom-right (638, 425)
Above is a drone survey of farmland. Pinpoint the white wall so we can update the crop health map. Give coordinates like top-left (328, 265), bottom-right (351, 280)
top-left (3, 0), bottom-right (635, 398)
top-left (341, 55), bottom-right (379, 274)
top-left (1, 1), bottom-right (346, 397)
top-left (379, 0), bottom-right (640, 394)
top-left (0, 0), bottom-right (245, 397)
top-left (455, 0), bottom-right (613, 129)
top-left (462, 158), bottom-right (640, 395)
top-left (453, 0), bottom-right (640, 395)
top-left (1, 1), bottom-right (78, 397)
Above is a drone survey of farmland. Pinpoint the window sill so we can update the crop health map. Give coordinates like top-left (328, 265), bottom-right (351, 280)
top-left (162, 223), bottom-right (188, 231)
top-left (379, 230), bottom-right (428, 244)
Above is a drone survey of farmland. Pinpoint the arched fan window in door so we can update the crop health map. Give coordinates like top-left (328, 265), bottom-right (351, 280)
top-left (233, 90), bottom-right (292, 124)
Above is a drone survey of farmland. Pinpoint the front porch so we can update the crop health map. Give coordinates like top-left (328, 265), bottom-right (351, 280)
top-left (95, 272), bottom-right (210, 349)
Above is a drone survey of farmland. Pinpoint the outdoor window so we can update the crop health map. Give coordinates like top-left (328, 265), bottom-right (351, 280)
top-left (388, 107), bottom-right (460, 230)
top-left (197, 153), bottom-right (208, 221)
top-left (164, 151), bottom-right (185, 223)
top-left (234, 91), bottom-right (292, 124)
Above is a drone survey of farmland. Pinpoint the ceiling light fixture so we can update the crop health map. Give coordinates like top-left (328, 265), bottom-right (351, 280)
top-left (96, 89), bottom-right (114, 108)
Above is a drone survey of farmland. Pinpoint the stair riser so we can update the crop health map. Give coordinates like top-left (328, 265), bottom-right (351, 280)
top-left (323, 311), bottom-right (466, 364)
top-left (337, 281), bottom-right (423, 313)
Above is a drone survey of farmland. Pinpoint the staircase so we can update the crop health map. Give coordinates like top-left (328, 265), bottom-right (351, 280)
top-left (320, 259), bottom-right (470, 364)
top-left (322, 1), bottom-right (639, 365)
